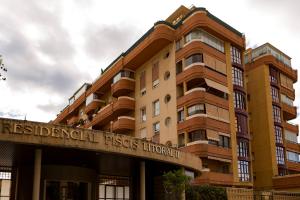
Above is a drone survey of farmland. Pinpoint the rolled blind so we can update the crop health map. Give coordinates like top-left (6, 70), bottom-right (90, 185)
top-left (140, 71), bottom-right (146, 90)
top-left (152, 62), bottom-right (159, 82)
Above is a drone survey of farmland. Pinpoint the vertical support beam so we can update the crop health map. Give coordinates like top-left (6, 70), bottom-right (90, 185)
top-left (140, 161), bottom-right (146, 200)
top-left (32, 149), bottom-right (42, 200)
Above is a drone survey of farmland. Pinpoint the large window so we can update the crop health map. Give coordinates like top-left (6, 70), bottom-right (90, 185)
top-left (188, 130), bottom-right (206, 142)
top-left (238, 161), bottom-right (250, 182)
top-left (185, 29), bottom-right (225, 52)
top-left (276, 146), bottom-right (285, 165)
top-left (236, 114), bottom-right (248, 135)
top-left (272, 105), bottom-right (281, 123)
top-left (287, 151), bottom-right (300, 163)
top-left (219, 135), bottom-right (230, 148)
top-left (237, 140), bottom-right (249, 158)
top-left (271, 86), bottom-right (280, 103)
top-left (98, 176), bottom-right (130, 200)
top-left (113, 70), bottom-right (134, 84)
top-left (153, 100), bottom-right (160, 116)
top-left (185, 54), bottom-right (203, 67)
top-left (231, 46), bottom-right (242, 65)
top-left (232, 67), bottom-right (244, 87)
top-left (274, 126), bottom-right (283, 144)
top-left (0, 169), bottom-right (11, 200)
top-left (281, 94), bottom-right (294, 106)
top-left (234, 91), bottom-right (246, 110)
top-left (187, 104), bottom-right (205, 116)
top-left (285, 130), bottom-right (298, 143)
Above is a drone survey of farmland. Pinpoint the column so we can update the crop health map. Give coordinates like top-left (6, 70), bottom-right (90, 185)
top-left (140, 161), bottom-right (145, 200)
top-left (32, 149), bottom-right (42, 200)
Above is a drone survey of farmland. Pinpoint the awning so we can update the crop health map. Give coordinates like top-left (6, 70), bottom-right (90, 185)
top-left (207, 129), bottom-right (219, 141)
top-left (207, 156), bottom-right (232, 163)
top-left (205, 78), bottom-right (229, 94)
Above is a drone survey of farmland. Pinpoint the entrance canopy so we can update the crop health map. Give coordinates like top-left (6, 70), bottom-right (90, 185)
top-left (0, 118), bottom-right (202, 172)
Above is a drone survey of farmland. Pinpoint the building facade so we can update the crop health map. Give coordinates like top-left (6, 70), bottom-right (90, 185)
top-left (245, 43), bottom-right (300, 190)
top-left (53, 5), bottom-right (254, 188)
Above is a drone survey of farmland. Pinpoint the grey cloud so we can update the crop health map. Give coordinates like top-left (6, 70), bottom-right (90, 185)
top-left (248, 0), bottom-right (300, 35)
top-left (84, 24), bottom-right (141, 61)
top-left (0, 0), bottom-right (91, 99)
top-left (0, 111), bottom-right (24, 119)
top-left (37, 102), bottom-right (65, 113)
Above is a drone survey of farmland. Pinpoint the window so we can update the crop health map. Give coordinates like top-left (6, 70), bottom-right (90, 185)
top-left (237, 140), bottom-right (249, 158)
top-left (285, 130), bottom-right (298, 143)
top-left (185, 54), bottom-right (203, 67)
top-left (287, 151), bottom-right (300, 163)
top-left (164, 71), bottom-right (170, 80)
top-left (233, 91), bottom-right (246, 110)
top-left (272, 105), bottom-right (281, 123)
top-left (0, 168), bottom-right (12, 200)
top-left (269, 67), bottom-right (278, 84)
top-left (178, 134), bottom-right (185, 147)
top-left (113, 70), bottom-right (134, 84)
top-left (98, 176), bottom-right (130, 200)
top-left (177, 108), bottom-right (184, 123)
top-left (187, 104), bottom-right (205, 116)
top-left (176, 61), bottom-right (183, 74)
top-left (164, 94), bottom-right (171, 103)
top-left (276, 146), bottom-right (285, 165)
top-left (231, 46), bottom-right (242, 65)
top-left (236, 114), bottom-right (248, 135)
top-left (238, 160), bottom-right (250, 182)
top-left (232, 67), bottom-right (244, 87)
top-left (153, 122), bottom-right (160, 134)
top-left (274, 126), bottom-right (283, 144)
top-left (140, 71), bottom-right (146, 95)
top-left (152, 62), bottom-right (159, 88)
top-left (188, 130), bottom-right (206, 142)
top-left (185, 29), bottom-right (225, 52)
top-left (271, 86), bottom-right (279, 103)
top-left (219, 135), bottom-right (230, 148)
top-left (165, 117), bottom-right (171, 127)
top-left (140, 107), bottom-right (146, 122)
top-left (140, 128), bottom-right (147, 139)
top-left (153, 100), bottom-right (160, 116)
top-left (281, 94), bottom-right (294, 106)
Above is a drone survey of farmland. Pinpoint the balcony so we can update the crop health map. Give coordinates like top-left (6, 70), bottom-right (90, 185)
top-left (282, 104), bottom-right (297, 121)
top-left (193, 171), bottom-right (233, 186)
top-left (112, 116), bottom-right (135, 133)
top-left (280, 86), bottom-right (295, 100)
top-left (111, 78), bottom-right (135, 97)
top-left (181, 141), bottom-right (232, 161)
top-left (177, 115), bottom-right (230, 133)
top-left (84, 99), bottom-right (105, 115)
top-left (283, 121), bottom-right (299, 133)
top-left (85, 96), bottom-right (135, 128)
top-left (286, 142), bottom-right (300, 153)
top-left (177, 87), bottom-right (228, 109)
top-left (273, 174), bottom-right (300, 190)
top-left (287, 161), bottom-right (300, 172)
top-left (176, 63), bottom-right (227, 86)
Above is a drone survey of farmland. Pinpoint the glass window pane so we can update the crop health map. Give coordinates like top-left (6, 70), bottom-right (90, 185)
top-left (106, 186), bottom-right (115, 198)
top-left (116, 186), bottom-right (124, 198)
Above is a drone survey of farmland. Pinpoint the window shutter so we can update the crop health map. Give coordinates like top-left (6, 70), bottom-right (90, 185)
top-left (140, 71), bottom-right (146, 90)
top-left (152, 62), bottom-right (159, 82)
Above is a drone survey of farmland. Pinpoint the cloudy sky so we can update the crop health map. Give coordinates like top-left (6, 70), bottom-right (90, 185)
top-left (0, 0), bottom-right (299, 125)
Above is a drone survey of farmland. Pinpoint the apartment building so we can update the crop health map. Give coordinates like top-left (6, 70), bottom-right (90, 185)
top-left (245, 43), bottom-right (300, 190)
top-left (53, 5), bottom-right (255, 189)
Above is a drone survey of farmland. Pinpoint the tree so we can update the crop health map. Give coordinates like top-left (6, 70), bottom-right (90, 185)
top-left (163, 169), bottom-right (190, 200)
top-left (0, 55), bottom-right (7, 81)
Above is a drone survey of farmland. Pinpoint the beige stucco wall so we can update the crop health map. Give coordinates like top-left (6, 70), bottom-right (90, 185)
top-left (134, 43), bottom-right (177, 146)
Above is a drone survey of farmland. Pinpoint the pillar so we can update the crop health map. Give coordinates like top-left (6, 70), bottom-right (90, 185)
top-left (140, 161), bottom-right (145, 200)
top-left (32, 149), bottom-right (42, 200)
